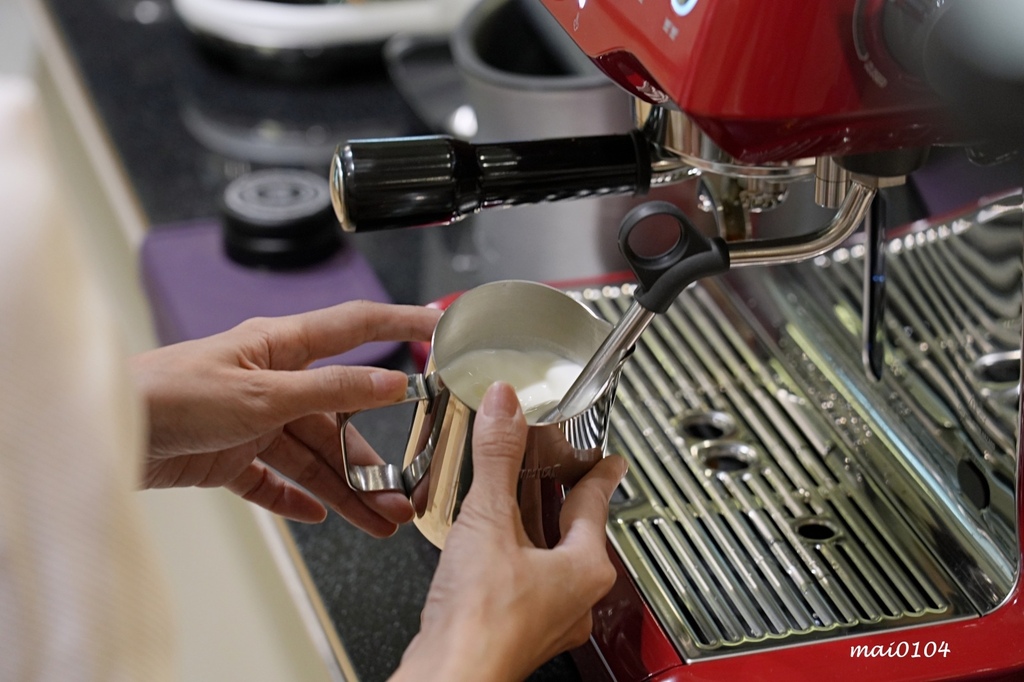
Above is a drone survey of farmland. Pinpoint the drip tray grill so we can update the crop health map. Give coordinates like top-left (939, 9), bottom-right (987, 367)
top-left (567, 273), bottom-right (980, 660)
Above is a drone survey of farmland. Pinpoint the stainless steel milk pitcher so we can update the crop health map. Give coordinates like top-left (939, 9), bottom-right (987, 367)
top-left (337, 280), bottom-right (618, 549)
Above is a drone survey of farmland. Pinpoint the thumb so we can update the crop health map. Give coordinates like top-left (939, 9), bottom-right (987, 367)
top-left (558, 455), bottom-right (627, 551)
top-left (468, 382), bottom-right (528, 504)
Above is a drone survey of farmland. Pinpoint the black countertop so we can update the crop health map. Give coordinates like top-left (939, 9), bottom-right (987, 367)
top-left (38, 1), bottom-right (582, 679)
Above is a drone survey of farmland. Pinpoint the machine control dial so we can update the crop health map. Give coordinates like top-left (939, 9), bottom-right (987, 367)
top-left (670, 0), bottom-right (699, 16)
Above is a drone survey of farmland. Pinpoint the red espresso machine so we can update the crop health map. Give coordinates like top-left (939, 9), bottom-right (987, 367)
top-left (331, 1), bottom-right (1024, 679)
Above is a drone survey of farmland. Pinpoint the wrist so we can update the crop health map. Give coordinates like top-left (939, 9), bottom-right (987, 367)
top-left (392, 620), bottom-right (523, 682)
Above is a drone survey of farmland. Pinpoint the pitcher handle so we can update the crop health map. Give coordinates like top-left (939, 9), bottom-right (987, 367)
top-left (336, 373), bottom-right (432, 494)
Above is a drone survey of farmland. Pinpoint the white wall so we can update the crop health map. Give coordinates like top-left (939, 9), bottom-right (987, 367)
top-left (0, 1), bottom-right (35, 77)
top-left (3, 2), bottom-right (340, 680)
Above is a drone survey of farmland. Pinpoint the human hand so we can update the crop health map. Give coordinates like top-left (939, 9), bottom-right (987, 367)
top-left (392, 382), bottom-right (627, 682)
top-left (129, 300), bottom-right (441, 535)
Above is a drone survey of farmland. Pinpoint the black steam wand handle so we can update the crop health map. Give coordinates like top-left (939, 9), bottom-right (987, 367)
top-left (330, 131), bottom-right (652, 232)
top-left (541, 201), bottom-right (730, 422)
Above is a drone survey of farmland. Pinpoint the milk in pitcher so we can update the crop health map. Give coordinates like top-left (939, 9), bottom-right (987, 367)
top-left (440, 348), bottom-right (583, 423)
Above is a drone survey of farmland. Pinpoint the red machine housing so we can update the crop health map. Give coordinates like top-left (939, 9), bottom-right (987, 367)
top-left (538, 0), bottom-right (952, 164)
top-left (536, 2), bottom-right (1024, 680)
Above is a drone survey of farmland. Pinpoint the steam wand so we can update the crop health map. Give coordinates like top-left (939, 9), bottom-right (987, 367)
top-left (862, 195), bottom-right (888, 381)
top-left (546, 180), bottom-right (886, 421)
top-left (542, 202), bottom-right (730, 422)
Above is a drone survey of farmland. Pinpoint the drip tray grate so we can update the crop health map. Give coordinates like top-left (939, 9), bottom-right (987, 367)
top-left (568, 280), bottom-right (971, 661)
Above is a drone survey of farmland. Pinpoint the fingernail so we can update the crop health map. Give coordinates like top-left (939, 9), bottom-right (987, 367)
top-left (371, 369), bottom-right (408, 400)
top-left (479, 382), bottom-right (521, 419)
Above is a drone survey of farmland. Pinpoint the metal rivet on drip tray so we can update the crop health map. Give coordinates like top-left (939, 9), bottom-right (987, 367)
top-left (793, 517), bottom-right (842, 544)
top-left (694, 441), bottom-right (756, 474)
top-left (972, 351), bottom-right (1021, 405)
top-left (676, 410), bottom-right (737, 441)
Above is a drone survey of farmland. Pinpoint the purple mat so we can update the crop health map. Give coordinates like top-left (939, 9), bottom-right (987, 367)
top-left (911, 153), bottom-right (1021, 217)
top-left (140, 220), bottom-right (400, 366)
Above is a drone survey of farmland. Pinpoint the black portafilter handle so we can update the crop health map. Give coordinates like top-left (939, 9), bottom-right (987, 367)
top-left (329, 131), bottom-right (652, 232)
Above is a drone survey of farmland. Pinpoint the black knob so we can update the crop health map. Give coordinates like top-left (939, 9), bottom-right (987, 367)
top-left (883, 0), bottom-right (1024, 148)
top-left (221, 168), bottom-right (342, 269)
top-left (330, 132), bottom-right (652, 232)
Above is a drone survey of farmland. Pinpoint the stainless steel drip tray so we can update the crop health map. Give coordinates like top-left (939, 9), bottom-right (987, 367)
top-left (568, 193), bottom-right (1023, 662)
